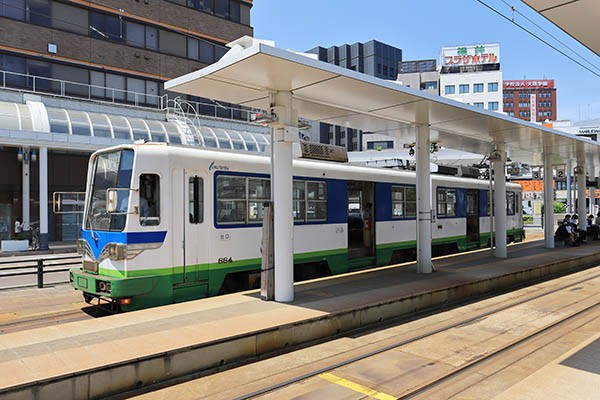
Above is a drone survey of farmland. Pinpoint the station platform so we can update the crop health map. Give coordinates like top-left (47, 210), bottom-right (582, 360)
top-left (2, 239), bottom-right (600, 399)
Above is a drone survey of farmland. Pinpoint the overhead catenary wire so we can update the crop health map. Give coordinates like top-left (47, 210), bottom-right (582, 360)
top-left (476, 0), bottom-right (600, 79)
top-left (499, 0), bottom-right (600, 75)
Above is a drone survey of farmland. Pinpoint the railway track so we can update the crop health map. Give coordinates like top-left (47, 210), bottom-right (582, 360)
top-left (123, 266), bottom-right (600, 400)
top-left (0, 306), bottom-right (112, 334)
top-left (232, 270), bottom-right (600, 400)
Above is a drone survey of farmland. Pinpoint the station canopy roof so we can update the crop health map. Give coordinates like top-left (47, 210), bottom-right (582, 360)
top-left (523, 0), bottom-right (600, 57)
top-left (166, 37), bottom-right (600, 174)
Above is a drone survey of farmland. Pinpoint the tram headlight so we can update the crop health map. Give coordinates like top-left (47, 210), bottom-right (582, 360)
top-left (76, 239), bottom-right (86, 255)
top-left (107, 243), bottom-right (127, 261)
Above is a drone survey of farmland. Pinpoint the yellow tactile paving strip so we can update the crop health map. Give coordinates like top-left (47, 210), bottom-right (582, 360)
top-left (0, 239), bottom-right (599, 394)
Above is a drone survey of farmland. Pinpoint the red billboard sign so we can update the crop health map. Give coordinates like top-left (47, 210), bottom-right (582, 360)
top-left (503, 80), bottom-right (554, 89)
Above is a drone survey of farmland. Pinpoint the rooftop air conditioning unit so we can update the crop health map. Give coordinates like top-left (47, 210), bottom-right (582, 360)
top-left (299, 141), bottom-right (348, 162)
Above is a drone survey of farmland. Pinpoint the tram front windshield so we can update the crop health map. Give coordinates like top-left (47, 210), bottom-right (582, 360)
top-left (85, 149), bottom-right (134, 231)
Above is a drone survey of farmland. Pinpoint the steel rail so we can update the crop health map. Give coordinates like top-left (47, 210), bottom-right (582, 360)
top-left (234, 271), bottom-right (600, 400)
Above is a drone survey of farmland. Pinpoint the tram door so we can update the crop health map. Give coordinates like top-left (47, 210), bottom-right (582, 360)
top-left (466, 189), bottom-right (480, 245)
top-left (173, 169), bottom-right (209, 302)
top-left (347, 181), bottom-right (375, 260)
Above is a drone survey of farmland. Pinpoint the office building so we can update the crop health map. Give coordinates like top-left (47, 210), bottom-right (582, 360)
top-left (397, 59), bottom-right (439, 94)
top-left (503, 80), bottom-right (556, 121)
top-left (0, 0), bottom-right (258, 247)
top-left (439, 44), bottom-right (502, 112)
top-left (306, 40), bottom-right (403, 151)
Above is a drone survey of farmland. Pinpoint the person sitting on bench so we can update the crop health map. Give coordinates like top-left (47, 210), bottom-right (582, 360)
top-left (587, 214), bottom-right (600, 240)
top-left (555, 215), bottom-right (577, 246)
top-left (572, 214), bottom-right (586, 244)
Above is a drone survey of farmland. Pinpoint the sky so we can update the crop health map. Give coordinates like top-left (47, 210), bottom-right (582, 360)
top-left (252, 0), bottom-right (600, 123)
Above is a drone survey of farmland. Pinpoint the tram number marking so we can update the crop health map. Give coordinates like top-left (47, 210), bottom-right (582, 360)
top-left (218, 257), bottom-right (233, 264)
top-left (219, 233), bottom-right (231, 241)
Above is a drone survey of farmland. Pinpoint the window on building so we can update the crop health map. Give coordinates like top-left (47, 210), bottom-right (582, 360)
top-left (1, 0), bottom-right (25, 20)
top-left (240, 3), bottom-right (250, 25)
top-left (488, 101), bottom-right (498, 111)
top-left (199, 40), bottom-right (215, 64)
top-left (214, 0), bottom-right (229, 18)
top-left (473, 83), bottom-right (484, 93)
top-left (437, 188), bottom-right (457, 217)
top-left (459, 84), bottom-right (469, 94)
top-left (383, 65), bottom-right (388, 75)
top-left (390, 67), bottom-right (395, 77)
top-left (28, 0), bottom-right (51, 27)
top-left (126, 21), bottom-right (145, 48)
top-left (145, 26), bottom-right (158, 50)
top-left (424, 81), bottom-right (438, 90)
top-left (53, 1), bottom-right (88, 35)
top-left (488, 82), bottom-right (498, 92)
top-left (159, 29), bottom-right (186, 57)
top-left (445, 85), bottom-right (455, 95)
top-left (392, 186), bottom-right (416, 218)
top-left (474, 102), bottom-right (484, 108)
top-left (548, 101), bottom-right (552, 108)
top-left (229, 0), bottom-right (240, 22)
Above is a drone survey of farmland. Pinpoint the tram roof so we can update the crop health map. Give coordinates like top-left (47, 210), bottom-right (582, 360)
top-left (165, 37), bottom-right (600, 174)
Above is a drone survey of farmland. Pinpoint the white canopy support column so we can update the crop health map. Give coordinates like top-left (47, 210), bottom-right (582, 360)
top-left (543, 151), bottom-right (554, 248)
top-left (566, 159), bottom-right (573, 213)
top-left (493, 143), bottom-right (507, 258)
top-left (39, 146), bottom-right (49, 250)
top-left (577, 164), bottom-right (587, 230)
top-left (416, 123), bottom-right (433, 273)
top-left (22, 148), bottom-right (30, 232)
top-left (270, 91), bottom-right (296, 302)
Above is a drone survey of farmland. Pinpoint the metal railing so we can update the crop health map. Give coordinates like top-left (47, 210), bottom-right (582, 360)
top-left (0, 255), bottom-right (81, 289)
top-left (0, 69), bottom-right (260, 123)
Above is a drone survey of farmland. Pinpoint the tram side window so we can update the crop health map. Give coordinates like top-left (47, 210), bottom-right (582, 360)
top-left (507, 192), bottom-right (516, 215)
top-left (306, 181), bottom-right (327, 221)
top-left (189, 176), bottom-right (204, 224)
top-left (293, 180), bottom-right (306, 222)
top-left (391, 186), bottom-right (416, 218)
top-left (216, 176), bottom-right (246, 224)
top-left (437, 188), bottom-right (457, 217)
top-left (139, 174), bottom-right (160, 226)
top-left (248, 178), bottom-right (270, 222)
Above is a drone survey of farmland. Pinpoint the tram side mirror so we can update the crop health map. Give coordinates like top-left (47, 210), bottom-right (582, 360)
top-left (106, 188), bottom-right (136, 214)
top-left (53, 192), bottom-right (85, 214)
top-left (107, 189), bottom-right (119, 213)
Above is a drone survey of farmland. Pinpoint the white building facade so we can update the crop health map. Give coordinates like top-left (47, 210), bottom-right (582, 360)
top-left (439, 44), bottom-right (503, 112)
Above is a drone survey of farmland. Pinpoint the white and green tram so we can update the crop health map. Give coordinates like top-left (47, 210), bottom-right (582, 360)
top-left (70, 143), bottom-right (524, 311)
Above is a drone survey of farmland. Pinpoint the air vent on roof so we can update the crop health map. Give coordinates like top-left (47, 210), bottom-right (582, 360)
top-left (299, 141), bottom-right (348, 162)
top-left (460, 166), bottom-right (480, 178)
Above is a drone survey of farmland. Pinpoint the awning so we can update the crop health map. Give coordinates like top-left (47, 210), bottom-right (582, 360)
top-left (522, 0), bottom-right (600, 57)
top-left (165, 38), bottom-right (600, 174)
